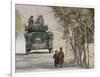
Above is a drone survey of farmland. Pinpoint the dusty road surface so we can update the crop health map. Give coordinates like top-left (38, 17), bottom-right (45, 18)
top-left (15, 50), bottom-right (80, 72)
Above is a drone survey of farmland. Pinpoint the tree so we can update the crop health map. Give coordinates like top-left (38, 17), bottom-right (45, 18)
top-left (52, 6), bottom-right (94, 68)
top-left (15, 9), bottom-right (24, 38)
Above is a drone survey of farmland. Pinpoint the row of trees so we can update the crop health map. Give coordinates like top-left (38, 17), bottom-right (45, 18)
top-left (52, 6), bottom-right (94, 68)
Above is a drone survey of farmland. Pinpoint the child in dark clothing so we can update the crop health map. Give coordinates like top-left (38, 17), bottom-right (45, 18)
top-left (53, 50), bottom-right (59, 67)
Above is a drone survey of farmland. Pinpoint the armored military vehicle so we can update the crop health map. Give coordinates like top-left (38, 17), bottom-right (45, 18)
top-left (24, 17), bottom-right (53, 54)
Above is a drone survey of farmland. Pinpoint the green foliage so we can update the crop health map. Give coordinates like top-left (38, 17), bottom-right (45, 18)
top-left (15, 9), bottom-right (24, 37)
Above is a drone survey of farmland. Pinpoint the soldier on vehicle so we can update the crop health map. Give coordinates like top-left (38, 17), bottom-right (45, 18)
top-left (28, 15), bottom-right (34, 26)
top-left (35, 15), bottom-right (44, 25)
top-left (28, 15), bottom-right (34, 32)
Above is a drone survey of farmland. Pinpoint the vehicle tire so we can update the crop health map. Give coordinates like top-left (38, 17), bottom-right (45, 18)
top-left (26, 50), bottom-right (28, 55)
top-left (26, 48), bottom-right (31, 55)
top-left (49, 48), bottom-right (53, 53)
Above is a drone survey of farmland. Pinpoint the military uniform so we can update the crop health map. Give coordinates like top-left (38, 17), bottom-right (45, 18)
top-left (28, 16), bottom-right (34, 26)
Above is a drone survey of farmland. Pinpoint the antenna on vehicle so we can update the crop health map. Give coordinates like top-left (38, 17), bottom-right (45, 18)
top-left (36, 7), bottom-right (40, 16)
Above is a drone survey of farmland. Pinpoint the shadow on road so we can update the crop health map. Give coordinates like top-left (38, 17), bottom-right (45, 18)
top-left (30, 52), bottom-right (50, 54)
top-left (16, 53), bottom-right (26, 55)
top-left (16, 52), bottom-right (50, 55)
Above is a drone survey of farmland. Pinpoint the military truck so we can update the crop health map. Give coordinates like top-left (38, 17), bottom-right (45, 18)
top-left (24, 20), bottom-right (53, 54)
